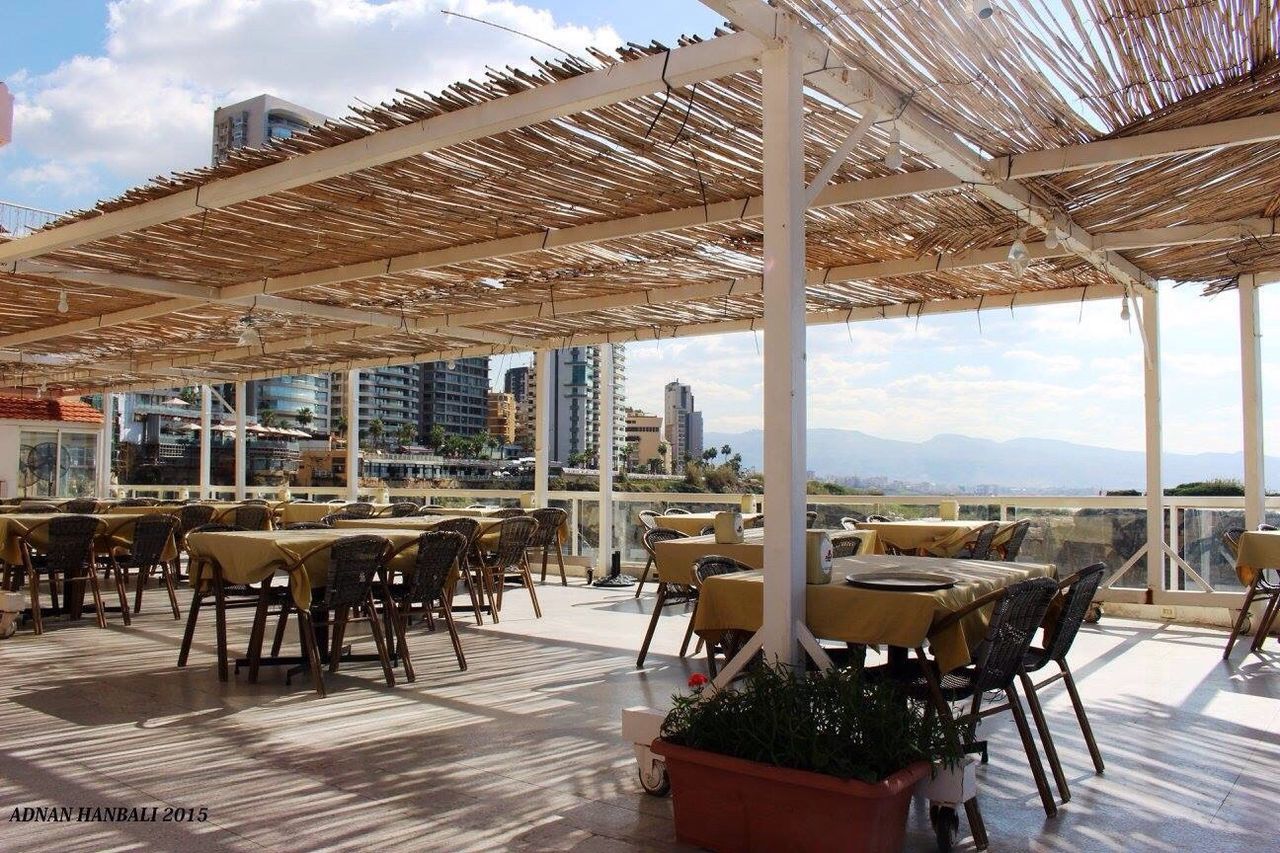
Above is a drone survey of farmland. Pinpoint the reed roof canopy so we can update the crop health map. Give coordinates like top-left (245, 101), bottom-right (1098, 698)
top-left (1, 0), bottom-right (1277, 395)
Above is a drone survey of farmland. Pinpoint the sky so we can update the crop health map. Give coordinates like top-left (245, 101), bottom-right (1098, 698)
top-left (0, 0), bottom-right (1275, 465)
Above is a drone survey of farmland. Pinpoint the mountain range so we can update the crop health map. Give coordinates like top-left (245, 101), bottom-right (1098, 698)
top-left (703, 429), bottom-right (1280, 493)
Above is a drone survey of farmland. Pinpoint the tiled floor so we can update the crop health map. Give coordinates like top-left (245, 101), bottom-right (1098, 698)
top-left (1, 581), bottom-right (1277, 851)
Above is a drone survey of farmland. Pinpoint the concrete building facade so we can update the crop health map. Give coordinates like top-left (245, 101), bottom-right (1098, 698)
top-left (664, 380), bottom-right (703, 471)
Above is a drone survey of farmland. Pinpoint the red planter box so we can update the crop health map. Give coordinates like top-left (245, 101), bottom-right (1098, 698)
top-left (651, 739), bottom-right (929, 853)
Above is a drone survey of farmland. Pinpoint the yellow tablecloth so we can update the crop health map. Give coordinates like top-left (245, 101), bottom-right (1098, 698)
top-left (855, 520), bottom-right (997, 556)
top-left (1236, 530), bottom-right (1280, 585)
top-left (277, 502), bottom-right (393, 525)
top-left (694, 554), bottom-right (1055, 672)
top-left (652, 528), bottom-right (876, 586)
top-left (655, 512), bottom-right (764, 536)
top-left (185, 527), bottom-right (422, 609)
top-left (0, 513), bottom-right (178, 564)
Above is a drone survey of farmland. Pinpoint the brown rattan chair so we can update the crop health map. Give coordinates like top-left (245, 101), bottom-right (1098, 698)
top-left (284, 521), bottom-right (333, 530)
top-left (415, 505), bottom-right (447, 516)
top-left (18, 503), bottom-right (61, 513)
top-left (119, 497), bottom-right (161, 507)
top-left (428, 517), bottom-right (488, 624)
top-left (231, 504), bottom-right (272, 530)
top-left (341, 502), bottom-right (375, 519)
top-left (638, 509), bottom-right (659, 531)
top-left (384, 530), bottom-right (469, 672)
top-left (476, 516), bottom-right (540, 617)
top-left (1222, 526), bottom-right (1280, 657)
top-left (383, 502), bottom-right (419, 518)
top-left (692, 555), bottom-right (756, 677)
top-left (18, 514), bottom-right (115, 634)
top-left (830, 531), bottom-right (866, 558)
top-left (635, 528), bottom-right (695, 665)
top-left (957, 522), bottom-right (1002, 560)
top-left (867, 575), bottom-right (1062, 843)
top-left (240, 498), bottom-right (270, 506)
top-left (528, 507), bottom-right (568, 586)
top-left (63, 498), bottom-right (101, 514)
top-left (489, 507), bottom-right (526, 519)
top-left (840, 512), bottom-right (867, 529)
top-left (111, 514), bottom-right (182, 619)
top-left (996, 519), bottom-right (1032, 561)
top-left (665, 507), bottom-right (691, 515)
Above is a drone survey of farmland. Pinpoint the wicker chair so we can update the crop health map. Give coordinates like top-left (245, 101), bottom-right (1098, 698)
top-left (268, 534), bottom-right (397, 697)
top-left (111, 514), bottom-right (182, 619)
top-left (319, 511), bottom-right (361, 526)
top-left (665, 507), bottom-right (691, 515)
top-left (63, 498), bottom-right (101, 514)
top-left (805, 510), bottom-right (818, 528)
top-left (415, 505), bottom-right (447, 516)
top-left (867, 576), bottom-right (1062, 837)
top-left (476, 516), bottom-right (540, 617)
top-left (341, 502), bottom-right (375, 519)
top-left (1223, 526), bottom-right (1280, 657)
top-left (997, 519), bottom-right (1032, 561)
top-left (283, 521), bottom-right (333, 530)
top-left (635, 528), bottom-right (695, 665)
top-left (489, 507), bottom-right (526, 519)
top-left (18, 503), bottom-right (61, 513)
top-left (830, 531), bottom-right (865, 558)
top-left (638, 509), bottom-right (659, 531)
top-left (429, 517), bottom-right (487, 623)
top-left (17, 514), bottom-right (115, 634)
top-left (240, 498), bottom-right (270, 506)
top-left (384, 530), bottom-right (470, 672)
top-left (465, 504), bottom-right (489, 510)
top-left (119, 497), bottom-right (161, 507)
top-left (840, 514), bottom-right (866, 530)
top-left (958, 521), bottom-right (1002, 560)
top-left (528, 507), bottom-right (568, 586)
top-left (866, 514), bottom-right (892, 522)
top-left (214, 504), bottom-right (271, 530)
top-left (383, 502), bottom-right (419, 518)
top-left (692, 555), bottom-right (756, 677)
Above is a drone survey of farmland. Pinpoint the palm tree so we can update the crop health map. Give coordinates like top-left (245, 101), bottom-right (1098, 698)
top-left (367, 418), bottom-right (385, 449)
top-left (295, 407), bottom-right (314, 429)
top-left (258, 407), bottom-right (279, 428)
top-left (427, 424), bottom-right (446, 451)
top-left (396, 422), bottom-right (416, 448)
top-left (702, 447), bottom-right (718, 463)
top-left (721, 443), bottom-right (732, 460)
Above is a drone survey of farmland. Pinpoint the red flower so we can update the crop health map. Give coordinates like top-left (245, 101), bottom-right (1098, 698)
top-left (688, 673), bottom-right (710, 689)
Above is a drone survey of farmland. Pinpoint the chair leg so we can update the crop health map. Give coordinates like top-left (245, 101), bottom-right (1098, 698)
top-left (636, 583), bottom-right (667, 668)
top-left (177, 590), bottom-right (204, 666)
top-left (706, 638), bottom-right (718, 678)
top-left (387, 589), bottom-right (414, 682)
top-left (440, 598), bottom-right (467, 671)
top-left (679, 596), bottom-right (699, 658)
top-left (634, 555), bottom-right (653, 598)
top-left (521, 559), bottom-right (542, 618)
top-left (109, 560), bottom-right (131, 627)
top-left (212, 568), bottom-right (229, 682)
top-left (132, 561), bottom-right (149, 615)
top-left (270, 609), bottom-right (290, 657)
top-left (246, 583), bottom-right (272, 683)
top-left (328, 606), bottom-right (349, 673)
top-left (1249, 592), bottom-right (1279, 653)
top-left (296, 609), bottom-right (326, 697)
top-left (365, 592), bottom-right (396, 687)
top-left (1224, 579), bottom-right (1260, 658)
top-left (160, 562), bottom-right (181, 619)
top-left (917, 648), bottom-right (988, 851)
top-left (1005, 684), bottom-right (1057, 818)
top-left (1020, 671), bottom-right (1070, 803)
top-left (1058, 660), bottom-right (1105, 773)
top-left (458, 561), bottom-right (484, 626)
top-left (555, 544), bottom-right (566, 586)
top-left (539, 547), bottom-right (549, 583)
top-left (85, 567), bottom-right (108, 629)
top-left (27, 564), bottom-right (43, 635)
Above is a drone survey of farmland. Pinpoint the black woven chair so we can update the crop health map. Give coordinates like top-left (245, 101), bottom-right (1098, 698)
top-left (284, 521), bottom-right (333, 530)
top-left (428, 517), bottom-right (487, 623)
top-left (383, 502), bottom-right (419, 518)
top-left (805, 510), bottom-right (818, 528)
top-left (240, 498), bottom-right (270, 506)
top-left (638, 509), bottom-right (659, 530)
top-left (830, 531), bottom-right (865, 558)
top-left (635, 528), bottom-right (694, 665)
top-left (692, 555), bottom-right (756, 677)
top-left (268, 534), bottom-right (396, 697)
top-left (18, 503), bottom-right (61, 513)
top-left (18, 514), bottom-right (114, 634)
top-left (997, 519), bottom-right (1032, 561)
top-left (665, 507), bottom-right (691, 515)
top-left (119, 497), bottom-right (160, 507)
top-left (1223, 526), bottom-right (1280, 657)
top-left (866, 514), bottom-right (892, 522)
top-left (341, 502), bottom-right (375, 519)
top-left (528, 507), bottom-right (568, 585)
top-left (224, 504), bottom-right (271, 530)
top-left (110, 514), bottom-right (182, 619)
top-left (476, 516), bottom-right (540, 618)
top-left (490, 507), bottom-right (526, 519)
top-left (415, 505), bottom-right (448, 516)
top-left (867, 576), bottom-right (1061, 836)
top-left (840, 513), bottom-right (867, 529)
top-left (63, 498), bottom-right (101, 514)
top-left (958, 521), bottom-right (1002, 560)
top-left (384, 530), bottom-right (469, 672)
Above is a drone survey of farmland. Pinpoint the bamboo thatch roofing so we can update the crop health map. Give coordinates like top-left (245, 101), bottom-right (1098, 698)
top-left (0, 0), bottom-right (1276, 395)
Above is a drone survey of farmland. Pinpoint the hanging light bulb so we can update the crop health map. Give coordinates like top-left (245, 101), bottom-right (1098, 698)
top-left (1007, 230), bottom-right (1030, 277)
top-left (304, 326), bottom-right (314, 348)
top-left (237, 327), bottom-right (253, 347)
top-left (1120, 294), bottom-right (1131, 322)
top-left (1043, 227), bottom-right (1059, 251)
top-left (971, 0), bottom-right (995, 19)
top-left (37, 382), bottom-right (47, 398)
top-left (884, 124), bottom-right (903, 171)
top-left (57, 289), bottom-right (69, 314)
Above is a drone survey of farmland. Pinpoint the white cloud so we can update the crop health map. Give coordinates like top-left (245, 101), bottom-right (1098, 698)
top-left (5, 0), bottom-right (619, 198)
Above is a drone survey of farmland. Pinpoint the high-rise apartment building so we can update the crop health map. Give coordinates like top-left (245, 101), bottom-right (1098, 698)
top-left (420, 358), bottom-right (490, 437)
top-left (544, 345), bottom-right (626, 468)
top-left (664, 380), bottom-right (703, 470)
top-left (486, 391), bottom-right (518, 446)
top-left (329, 366), bottom-right (421, 446)
top-left (504, 364), bottom-right (535, 450)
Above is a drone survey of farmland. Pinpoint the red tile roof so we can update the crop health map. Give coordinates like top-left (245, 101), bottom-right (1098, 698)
top-left (0, 395), bottom-right (103, 425)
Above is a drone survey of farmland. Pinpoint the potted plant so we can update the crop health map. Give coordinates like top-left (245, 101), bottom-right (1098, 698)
top-left (650, 664), bottom-right (959, 853)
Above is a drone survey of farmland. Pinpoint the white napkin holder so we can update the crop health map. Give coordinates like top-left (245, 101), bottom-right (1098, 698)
top-left (713, 510), bottom-right (745, 544)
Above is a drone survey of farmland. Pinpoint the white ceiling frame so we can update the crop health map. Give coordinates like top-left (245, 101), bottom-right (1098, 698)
top-left (38, 283), bottom-right (1123, 395)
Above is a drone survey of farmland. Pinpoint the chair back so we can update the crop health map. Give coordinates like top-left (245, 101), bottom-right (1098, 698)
top-left (1042, 563), bottom-right (1106, 665)
top-left (1000, 519), bottom-right (1032, 561)
top-left (962, 522), bottom-right (1001, 560)
top-left (127, 514), bottom-right (179, 568)
top-left (970, 577), bottom-right (1059, 693)
top-left (840, 513), bottom-right (866, 530)
top-left (30, 514), bottom-right (101, 573)
top-left (177, 504), bottom-right (217, 537)
top-left (385, 502), bottom-right (418, 518)
top-left (866, 514), bottom-right (892, 522)
top-left (489, 516), bottom-right (538, 566)
top-left (321, 535), bottom-right (389, 609)
top-left (665, 507), bottom-right (691, 515)
top-left (187, 523), bottom-right (245, 535)
top-left (240, 498), bottom-right (270, 506)
top-left (284, 522), bottom-right (333, 530)
top-left (20, 503), bottom-right (61, 513)
top-left (233, 504), bottom-right (272, 530)
top-left (63, 498), bottom-right (100, 514)
top-left (642, 526), bottom-right (686, 557)
top-left (119, 497), bottom-right (160, 507)
top-left (416, 505), bottom-right (447, 516)
top-left (693, 555), bottom-right (754, 585)
top-left (805, 510), bottom-right (818, 528)
top-left (638, 509), bottom-right (659, 530)
top-left (528, 507), bottom-right (567, 549)
top-left (431, 516), bottom-right (480, 545)
top-left (1259, 523), bottom-right (1278, 531)
top-left (465, 504), bottom-right (488, 509)
top-left (1221, 527), bottom-right (1246, 558)
top-left (490, 507), bottom-right (525, 519)
top-left (830, 532), bottom-right (864, 558)
top-left (341, 502), bottom-right (375, 519)
top-left (404, 531), bottom-right (468, 603)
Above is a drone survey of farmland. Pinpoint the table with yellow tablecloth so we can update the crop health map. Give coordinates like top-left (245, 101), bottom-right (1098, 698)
top-left (276, 502), bottom-right (393, 525)
top-left (332, 513), bottom-right (567, 549)
top-left (1236, 530), bottom-right (1280, 585)
top-left (854, 520), bottom-right (999, 556)
top-left (655, 512), bottom-right (764, 536)
top-left (0, 512), bottom-right (178, 565)
top-left (653, 528), bottom-right (876, 586)
top-left (694, 554), bottom-right (1055, 672)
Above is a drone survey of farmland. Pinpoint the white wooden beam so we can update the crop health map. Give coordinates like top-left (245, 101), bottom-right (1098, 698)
top-left (1239, 274), bottom-right (1267, 529)
top-left (10, 260), bottom-right (219, 299)
top-left (1141, 289), bottom-right (1165, 591)
top-left (0, 33), bottom-right (764, 264)
top-left (234, 381), bottom-right (247, 501)
top-left (597, 343), bottom-right (615, 577)
top-left (199, 385), bottom-right (212, 500)
top-left (533, 349), bottom-right (551, 509)
top-left (804, 106), bottom-right (878, 205)
top-left (97, 390), bottom-right (114, 498)
top-left (346, 369), bottom-right (360, 502)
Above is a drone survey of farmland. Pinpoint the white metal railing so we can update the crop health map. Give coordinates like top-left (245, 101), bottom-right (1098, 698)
top-left (0, 201), bottom-right (59, 236)
top-left (108, 484), bottom-right (1279, 607)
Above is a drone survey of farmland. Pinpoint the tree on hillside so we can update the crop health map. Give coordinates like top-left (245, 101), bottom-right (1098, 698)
top-left (721, 443), bottom-right (732, 460)
top-left (367, 418), bottom-right (385, 449)
top-left (426, 424), bottom-right (446, 451)
top-left (258, 407), bottom-right (279, 428)
top-left (396, 422), bottom-right (416, 448)
top-left (702, 447), bottom-right (718, 463)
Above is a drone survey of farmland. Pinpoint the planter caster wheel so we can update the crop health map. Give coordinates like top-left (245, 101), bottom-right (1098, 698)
top-left (1084, 602), bottom-right (1103, 624)
top-left (929, 803), bottom-right (959, 852)
top-left (638, 762), bottom-right (669, 797)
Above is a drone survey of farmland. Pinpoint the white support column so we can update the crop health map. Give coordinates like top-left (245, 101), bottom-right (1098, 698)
top-left (199, 385), bottom-right (212, 500)
top-left (346, 370), bottom-right (360, 501)
top-left (234, 381), bottom-right (247, 500)
top-left (97, 391), bottom-right (114, 497)
top-left (534, 350), bottom-right (552, 509)
top-left (760, 25), bottom-right (807, 666)
top-left (1240, 274), bottom-right (1266, 529)
top-left (1142, 289), bottom-right (1165, 593)
top-left (597, 344), bottom-right (615, 576)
